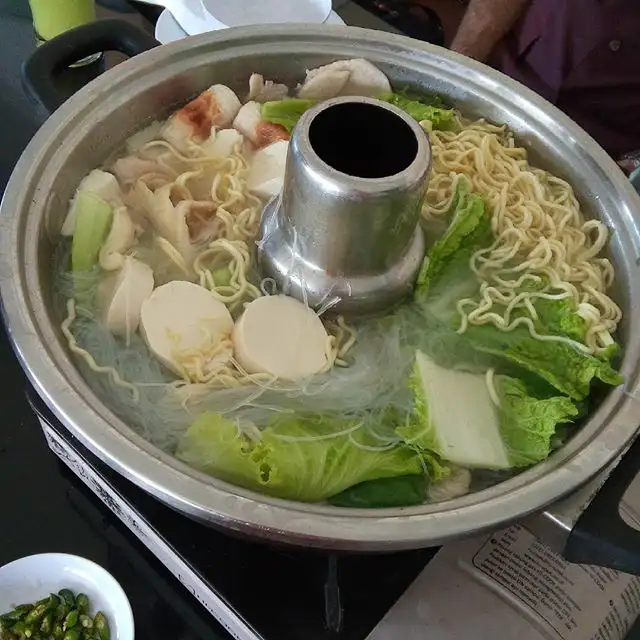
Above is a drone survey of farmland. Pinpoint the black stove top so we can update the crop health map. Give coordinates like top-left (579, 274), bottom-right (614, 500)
top-left (29, 393), bottom-right (436, 640)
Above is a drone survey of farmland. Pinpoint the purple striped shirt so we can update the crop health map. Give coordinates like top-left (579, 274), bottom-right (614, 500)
top-left (489, 0), bottom-right (640, 158)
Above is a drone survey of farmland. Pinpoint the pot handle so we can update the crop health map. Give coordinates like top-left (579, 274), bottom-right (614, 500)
top-left (563, 432), bottom-right (640, 574)
top-left (22, 19), bottom-right (159, 114)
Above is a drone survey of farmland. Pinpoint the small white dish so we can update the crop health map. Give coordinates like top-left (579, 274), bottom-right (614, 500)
top-left (155, 7), bottom-right (346, 44)
top-left (137, 0), bottom-right (223, 35)
top-left (201, 0), bottom-right (332, 28)
top-left (0, 553), bottom-right (134, 640)
top-left (156, 8), bottom-right (188, 43)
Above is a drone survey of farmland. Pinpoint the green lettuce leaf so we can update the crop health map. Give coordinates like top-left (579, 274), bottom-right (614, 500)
top-left (388, 87), bottom-right (447, 108)
top-left (415, 178), bottom-right (490, 317)
top-left (464, 322), bottom-right (623, 400)
top-left (261, 99), bottom-right (317, 133)
top-left (370, 404), bottom-right (451, 482)
top-left (471, 277), bottom-right (622, 398)
top-left (176, 412), bottom-right (424, 503)
top-left (497, 376), bottom-right (580, 466)
top-left (379, 92), bottom-right (457, 130)
top-left (419, 450), bottom-right (450, 483)
top-left (397, 350), bottom-right (579, 469)
top-left (597, 342), bottom-right (621, 365)
top-left (530, 296), bottom-right (587, 343)
top-left (328, 475), bottom-right (427, 508)
top-left (176, 413), bottom-right (264, 491)
top-left (416, 180), bottom-right (489, 288)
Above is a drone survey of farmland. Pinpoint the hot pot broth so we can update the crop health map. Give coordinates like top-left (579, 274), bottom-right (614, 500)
top-left (52, 59), bottom-right (624, 508)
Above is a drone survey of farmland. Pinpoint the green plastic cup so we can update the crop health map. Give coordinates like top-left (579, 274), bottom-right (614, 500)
top-left (28, 0), bottom-right (100, 65)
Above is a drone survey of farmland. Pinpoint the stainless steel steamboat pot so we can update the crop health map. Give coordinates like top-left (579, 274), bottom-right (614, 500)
top-left (2, 19), bottom-right (640, 555)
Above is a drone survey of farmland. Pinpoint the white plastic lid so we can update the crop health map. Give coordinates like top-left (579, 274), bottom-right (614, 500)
top-left (200, 0), bottom-right (332, 27)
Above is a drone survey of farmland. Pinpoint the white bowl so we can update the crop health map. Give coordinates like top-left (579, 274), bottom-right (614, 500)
top-left (0, 553), bottom-right (134, 640)
top-left (201, 0), bottom-right (332, 27)
top-left (155, 6), bottom-right (346, 44)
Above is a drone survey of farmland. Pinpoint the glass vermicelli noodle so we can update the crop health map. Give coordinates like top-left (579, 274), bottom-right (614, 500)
top-left (53, 61), bottom-right (626, 508)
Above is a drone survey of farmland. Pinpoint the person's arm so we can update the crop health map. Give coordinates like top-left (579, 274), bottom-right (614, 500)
top-left (450, 0), bottom-right (530, 62)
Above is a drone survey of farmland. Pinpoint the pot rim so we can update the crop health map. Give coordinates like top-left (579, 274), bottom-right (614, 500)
top-left (2, 24), bottom-right (640, 550)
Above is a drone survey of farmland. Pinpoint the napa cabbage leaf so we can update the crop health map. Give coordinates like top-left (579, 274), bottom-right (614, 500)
top-left (176, 411), bottom-right (426, 502)
top-left (261, 99), bottom-right (317, 133)
top-left (397, 350), bottom-right (579, 469)
top-left (378, 92), bottom-right (457, 130)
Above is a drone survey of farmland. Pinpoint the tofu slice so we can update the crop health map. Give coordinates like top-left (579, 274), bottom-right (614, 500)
top-left (99, 256), bottom-right (154, 338)
top-left (140, 281), bottom-right (234, 377)
top-left (233, 294), bottom-right (329, 380)
top-left (246, 140), bottom-right (289, 199)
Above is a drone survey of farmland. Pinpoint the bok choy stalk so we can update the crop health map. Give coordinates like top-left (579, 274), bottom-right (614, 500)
top-left (397, 350), bottom-right (579, 469)
top-left (176, 411), bottom-right (427, 502)
top-left (71, 191), bottom-right (113, 272)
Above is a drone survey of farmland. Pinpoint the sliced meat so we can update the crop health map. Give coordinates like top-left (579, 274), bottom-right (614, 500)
top-left (111, 157), bottom-right (171, 187)
top-left (175, 200), bottom-right (221, 243)
top-left (246, 73), bottom-right (289, 103)
top-left (133, 181), bottom-right (193, 261)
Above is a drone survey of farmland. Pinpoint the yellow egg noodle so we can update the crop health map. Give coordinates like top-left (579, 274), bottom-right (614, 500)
top-left (422, 117), bottom-right (621, 355)
top-left (194, 238), bottom-right (261, 308)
